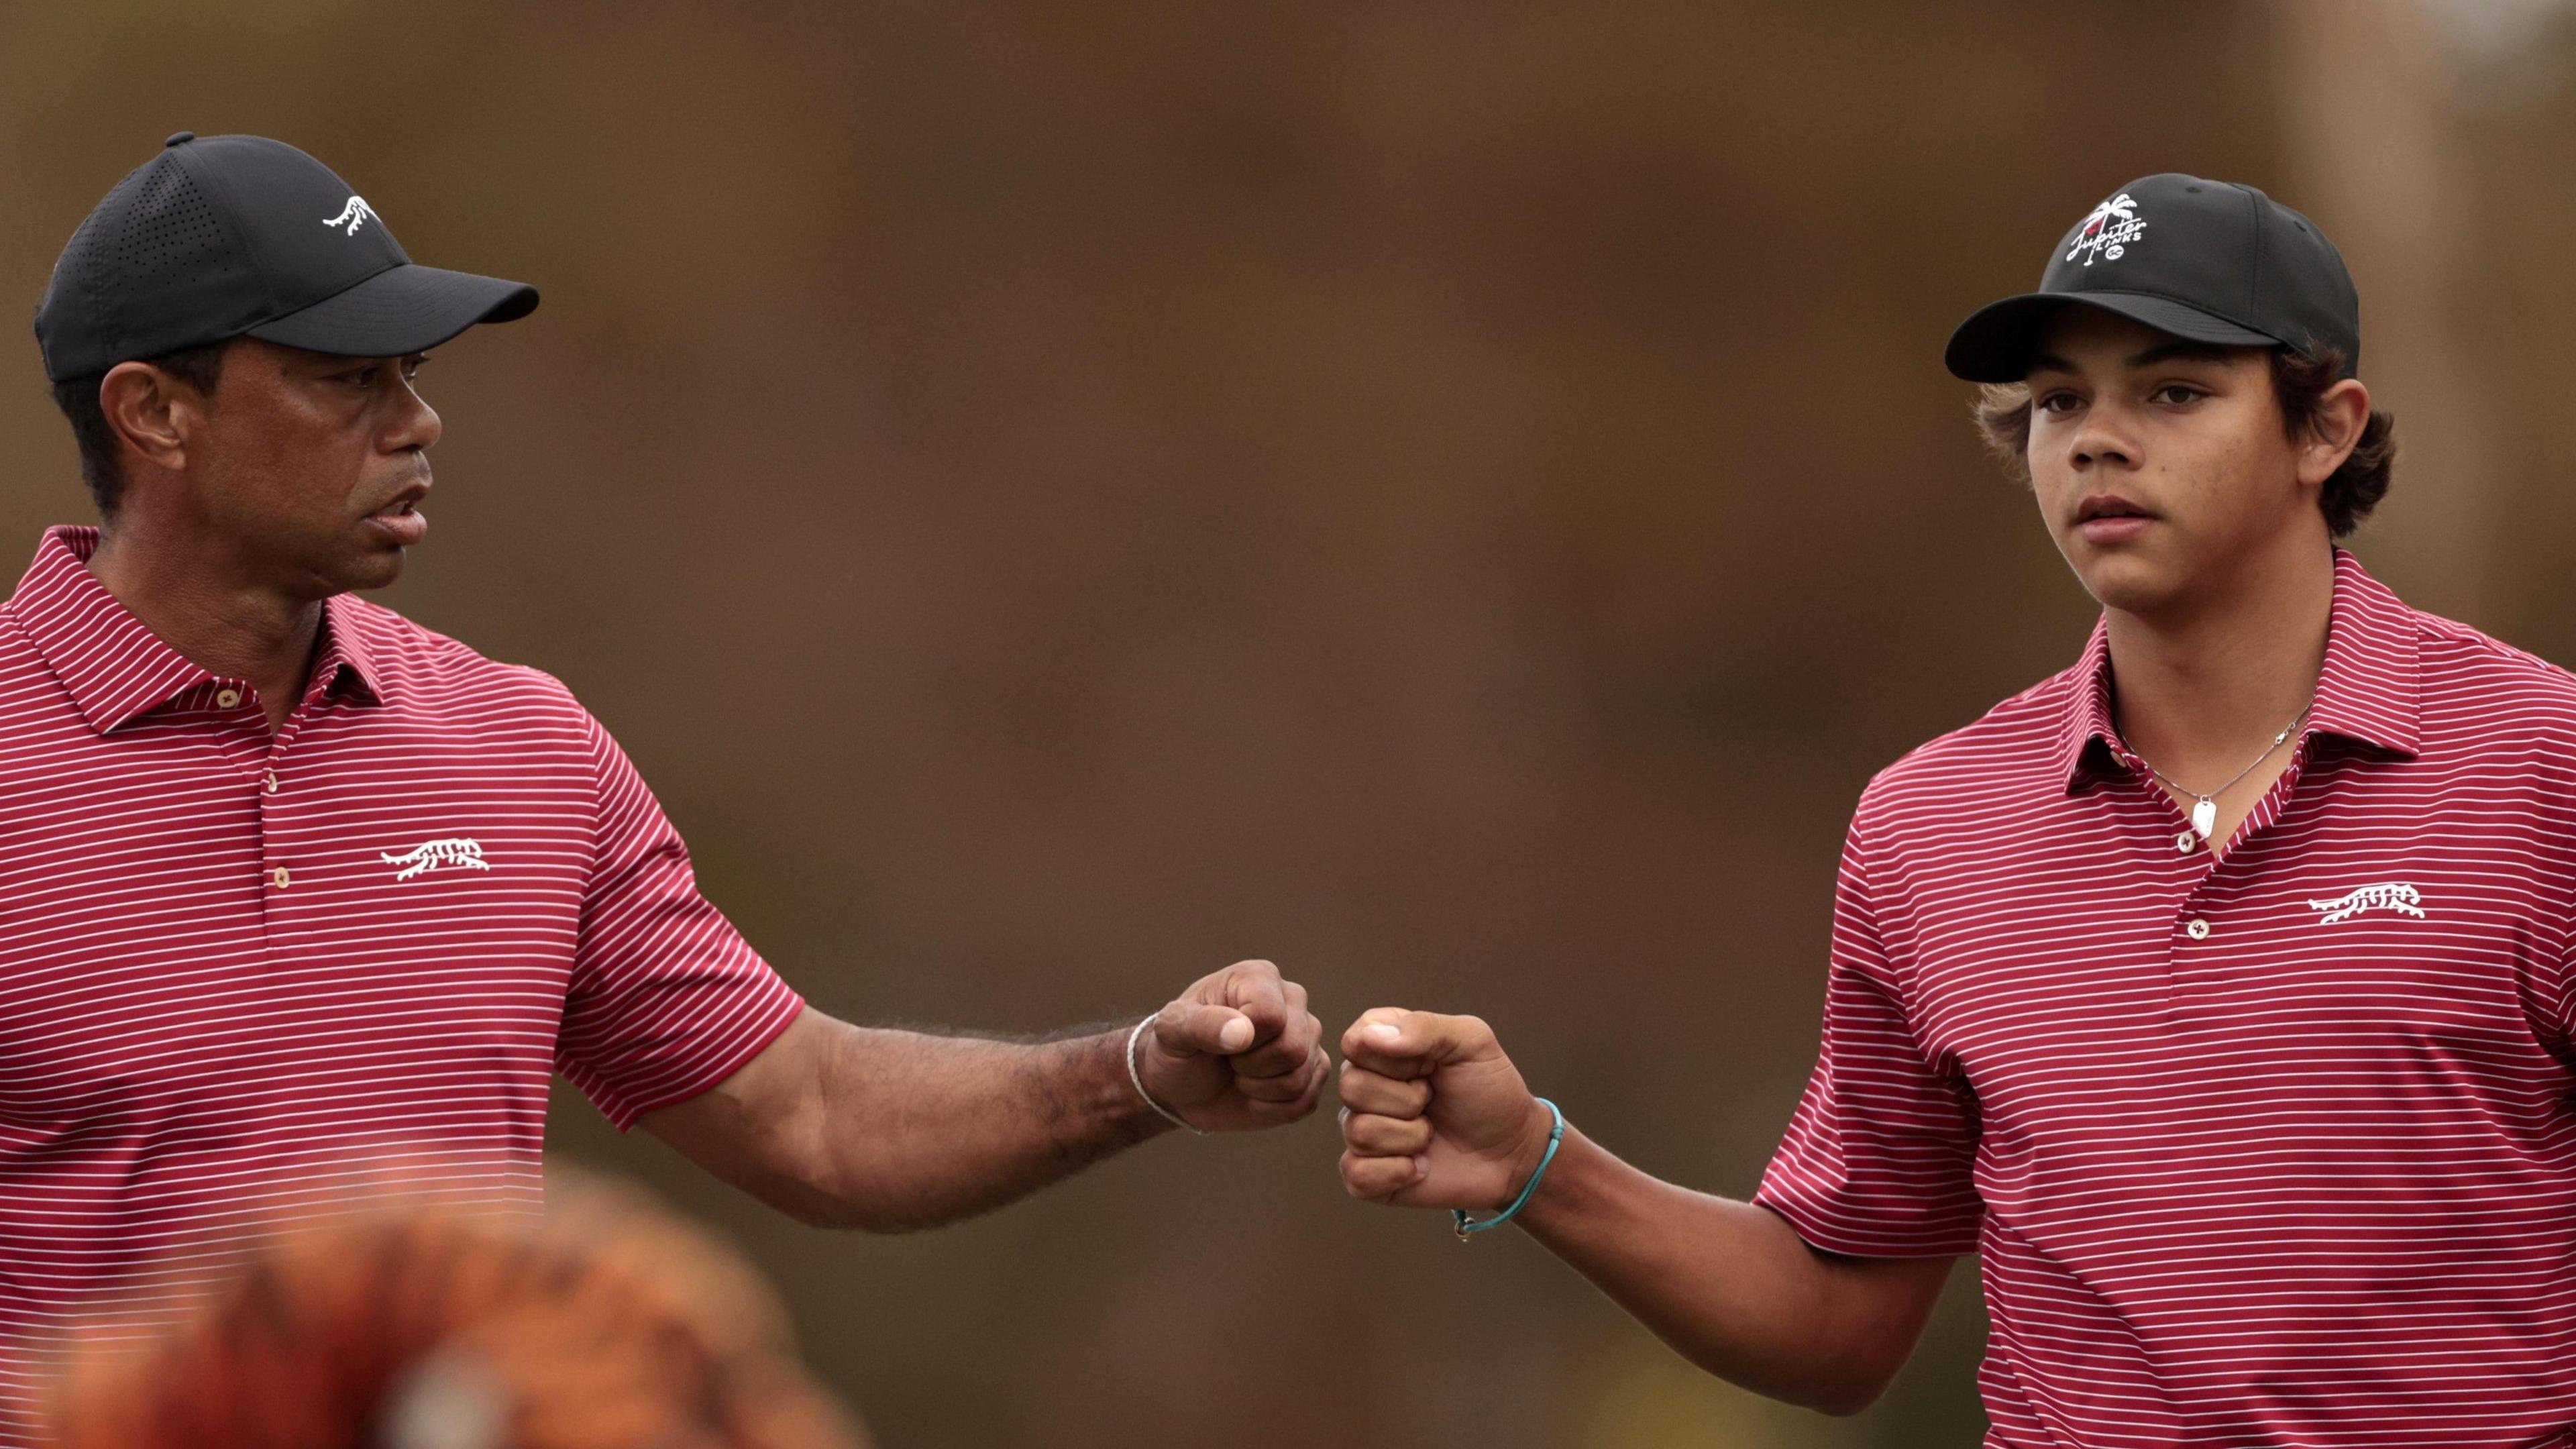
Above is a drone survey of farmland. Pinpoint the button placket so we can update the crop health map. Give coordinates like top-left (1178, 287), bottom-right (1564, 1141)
top-left (254, 720), bottom-right (307, 941)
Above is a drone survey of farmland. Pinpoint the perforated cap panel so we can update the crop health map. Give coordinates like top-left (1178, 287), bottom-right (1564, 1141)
top-left (50, 157), bottom-right (260, 376)
top-left (112, 161), bottom-right (237, 294)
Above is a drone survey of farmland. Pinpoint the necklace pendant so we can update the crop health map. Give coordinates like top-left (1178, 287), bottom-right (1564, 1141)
top-left (2190, 796), bottom-right (2217, 840)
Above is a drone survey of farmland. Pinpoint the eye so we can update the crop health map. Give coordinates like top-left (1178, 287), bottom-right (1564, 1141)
top-left (344, 365), bottom-right (380, 389)
top-left (2150, 383), bottom-right (2208, 406)
top-left (2033, 390), bottom-right (2082, 415)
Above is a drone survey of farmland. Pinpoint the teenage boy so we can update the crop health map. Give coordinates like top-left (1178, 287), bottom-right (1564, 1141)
top-left (1337, 173), bottom-right (2576, 1444)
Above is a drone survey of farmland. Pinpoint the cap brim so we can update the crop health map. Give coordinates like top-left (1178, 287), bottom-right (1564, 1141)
top-left (244, 263), bottom-right (539, 358)
top-left (1943, 292), bottom-right (2280, 383)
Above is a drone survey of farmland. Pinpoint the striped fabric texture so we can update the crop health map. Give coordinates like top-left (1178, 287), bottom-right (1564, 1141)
top-left (1756, 548), bottom-right (2576, 1447)
top-left (0, 527), bottom-right (804, 1433)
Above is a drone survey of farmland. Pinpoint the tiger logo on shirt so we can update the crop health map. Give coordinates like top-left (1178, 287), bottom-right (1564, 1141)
top-left (2305, 882), bottom-right (2426, 926)
top-left (379, 837), bottom-right (490, 882)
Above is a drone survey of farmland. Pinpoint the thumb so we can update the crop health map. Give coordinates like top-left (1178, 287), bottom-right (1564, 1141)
top-left (1157, 1002), bottom-right (1257, 1057)
top-left (1340, 1008), bottom-right (1485, 1081)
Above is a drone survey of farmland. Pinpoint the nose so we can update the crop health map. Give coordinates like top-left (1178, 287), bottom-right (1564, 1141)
top-left (2065, 409), bottom-right (2135, 472)
top-left (384, 376), bottom-right (441, 455)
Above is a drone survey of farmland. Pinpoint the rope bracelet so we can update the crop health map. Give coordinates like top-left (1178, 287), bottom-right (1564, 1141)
top-left (1124, 1014), bottom-right (1209, 1136)
top-left (1452, 1096), bottom-right (1565, 1241)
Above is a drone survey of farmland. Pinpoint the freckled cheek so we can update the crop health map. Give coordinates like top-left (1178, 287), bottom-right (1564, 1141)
top-left (2160, 434), bottom-right (2267, 531)
top-left (2027, 458), bottom-right (2083, 529)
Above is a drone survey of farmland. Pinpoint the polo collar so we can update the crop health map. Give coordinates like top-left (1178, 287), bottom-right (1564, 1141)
top-left (5, 526), bottom-right (389, 736)
top-left (2057, 547), bottom-right (2422, 791)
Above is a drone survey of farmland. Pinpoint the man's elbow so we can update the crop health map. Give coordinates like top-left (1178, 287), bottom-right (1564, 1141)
top-left (744, 1172), bottom-right (982, 1235)
top-left (786, 1199), bottom-right (947, 1235)
top-left (695, 1163), bottom-right (930, 1234)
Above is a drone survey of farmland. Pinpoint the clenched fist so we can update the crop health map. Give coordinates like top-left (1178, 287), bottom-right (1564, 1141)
top-left (1132, 959), bottom-right (1330, 1132)
top-left (1337, 1008), bottom-right (1556, 1211)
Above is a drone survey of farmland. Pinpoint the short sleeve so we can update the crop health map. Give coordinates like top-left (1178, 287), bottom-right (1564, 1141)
top-left (2544, 934), bottom-right (2576, 1072)
top-left (555, 712), bottom-right (807, 1129)
top-left (1753, 816), bottom-right (1982, 1257)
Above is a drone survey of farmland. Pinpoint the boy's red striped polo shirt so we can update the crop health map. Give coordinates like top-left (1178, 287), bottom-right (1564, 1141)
top-left (1757, 548), bottom-right (2576, 1446)
top-left (0, 525), bottom-right (804, 1431)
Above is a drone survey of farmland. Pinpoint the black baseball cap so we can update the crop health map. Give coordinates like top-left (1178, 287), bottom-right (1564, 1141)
top-left (1943, 173), bottom-right (2359, 384)
top-left (34, 131), bottom-right (537, 383)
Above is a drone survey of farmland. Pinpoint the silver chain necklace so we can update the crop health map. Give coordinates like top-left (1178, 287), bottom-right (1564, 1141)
top-left (2137, 707), bottom-right (2308, 841)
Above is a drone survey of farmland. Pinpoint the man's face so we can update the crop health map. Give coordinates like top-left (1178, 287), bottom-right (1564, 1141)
top-left (183, 338), bottom-right (441, 596)
top-left (2023, 307), bottom-right (2317, 616)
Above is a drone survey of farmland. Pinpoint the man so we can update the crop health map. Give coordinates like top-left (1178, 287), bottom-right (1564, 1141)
top-left (1339, 173), bottom-right (2576, 1444)
top-left (4, 133), bottom-right (1327, 1430)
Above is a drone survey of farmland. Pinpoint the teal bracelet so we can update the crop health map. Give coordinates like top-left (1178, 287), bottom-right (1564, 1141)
top-left (1452, 1097), bottom-right (1564, 1241)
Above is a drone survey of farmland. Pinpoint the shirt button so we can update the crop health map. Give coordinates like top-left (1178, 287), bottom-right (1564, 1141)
top-left (2185, 917), bottom-right (2211, 941)
top-left (2175, 830), bottom-right (2199, 853)
top-left (270, 865), bottom-right (290, 890)
top-left (215, 688), bottom-right (241, 708)
top-left (262, 773), bottom-right (279, 794)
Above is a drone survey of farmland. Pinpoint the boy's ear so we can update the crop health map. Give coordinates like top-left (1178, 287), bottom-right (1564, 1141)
top-left (2296, 377), bottom-right (2371, 490)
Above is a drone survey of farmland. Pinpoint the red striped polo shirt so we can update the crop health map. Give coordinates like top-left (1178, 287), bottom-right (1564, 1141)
top-left (0, 525), bottom-right (804, 1430)
top-left (1756, 548), bottom-right (2576, 1447)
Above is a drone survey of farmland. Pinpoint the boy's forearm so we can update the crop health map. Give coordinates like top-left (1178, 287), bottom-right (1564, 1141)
top-left (1516, 1127), bottom-right (1953, 1414)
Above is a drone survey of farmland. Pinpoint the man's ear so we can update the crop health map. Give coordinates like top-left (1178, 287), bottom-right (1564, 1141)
top-left (96, 361), bottom-right (213, 478)
top-left (2295, 377), bottom-right (2371, 489)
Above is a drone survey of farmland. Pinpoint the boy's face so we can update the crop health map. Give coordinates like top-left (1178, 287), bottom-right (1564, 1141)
top-left (2023, 307), bottom-right (2319, 617)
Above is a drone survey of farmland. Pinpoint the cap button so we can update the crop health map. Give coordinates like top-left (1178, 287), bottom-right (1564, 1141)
top-left (164, 131), bottom-right (195, 148)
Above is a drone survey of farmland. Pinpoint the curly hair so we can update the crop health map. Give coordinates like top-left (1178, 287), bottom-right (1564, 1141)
top-left (1970, 345), bottom-right (2396, 538)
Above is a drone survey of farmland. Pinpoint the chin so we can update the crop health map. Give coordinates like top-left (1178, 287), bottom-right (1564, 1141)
top-left (330, 549), bottom-right (409, 594)
top-left (2063, 546), bottom-right (2194, 616)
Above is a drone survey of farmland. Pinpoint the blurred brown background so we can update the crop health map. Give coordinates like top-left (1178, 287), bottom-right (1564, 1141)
top-left (5, 2), bottom-right (2574, 1443)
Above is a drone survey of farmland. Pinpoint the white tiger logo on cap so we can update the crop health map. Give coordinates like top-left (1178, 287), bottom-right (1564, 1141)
top-left (321, 196), bottom-right (378, 237)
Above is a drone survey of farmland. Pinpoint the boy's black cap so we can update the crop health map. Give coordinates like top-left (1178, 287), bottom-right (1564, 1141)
top-left (1944, 173), bottom-right (2359, 384)
top-left (34, 132), bottom-right (537, 383)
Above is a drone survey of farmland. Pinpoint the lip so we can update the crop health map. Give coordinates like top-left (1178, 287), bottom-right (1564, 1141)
top-left (362, 477), bottom-right (430, 547)
top-left (2072, 492), bottom-right (2156, 545)
top-left (364, 507), bottom-right (427, 547)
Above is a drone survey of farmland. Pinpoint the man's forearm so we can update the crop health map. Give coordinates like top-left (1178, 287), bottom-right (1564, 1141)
top-left (1515, 1128), bottom-right (1953, 1415)
top-left (649, 965), bottom-right (1324, 1232)
top-left (674, 1017), bottom-right (1172, 1233)
top-left (829, 1022), bottom-right (1173, 1228)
